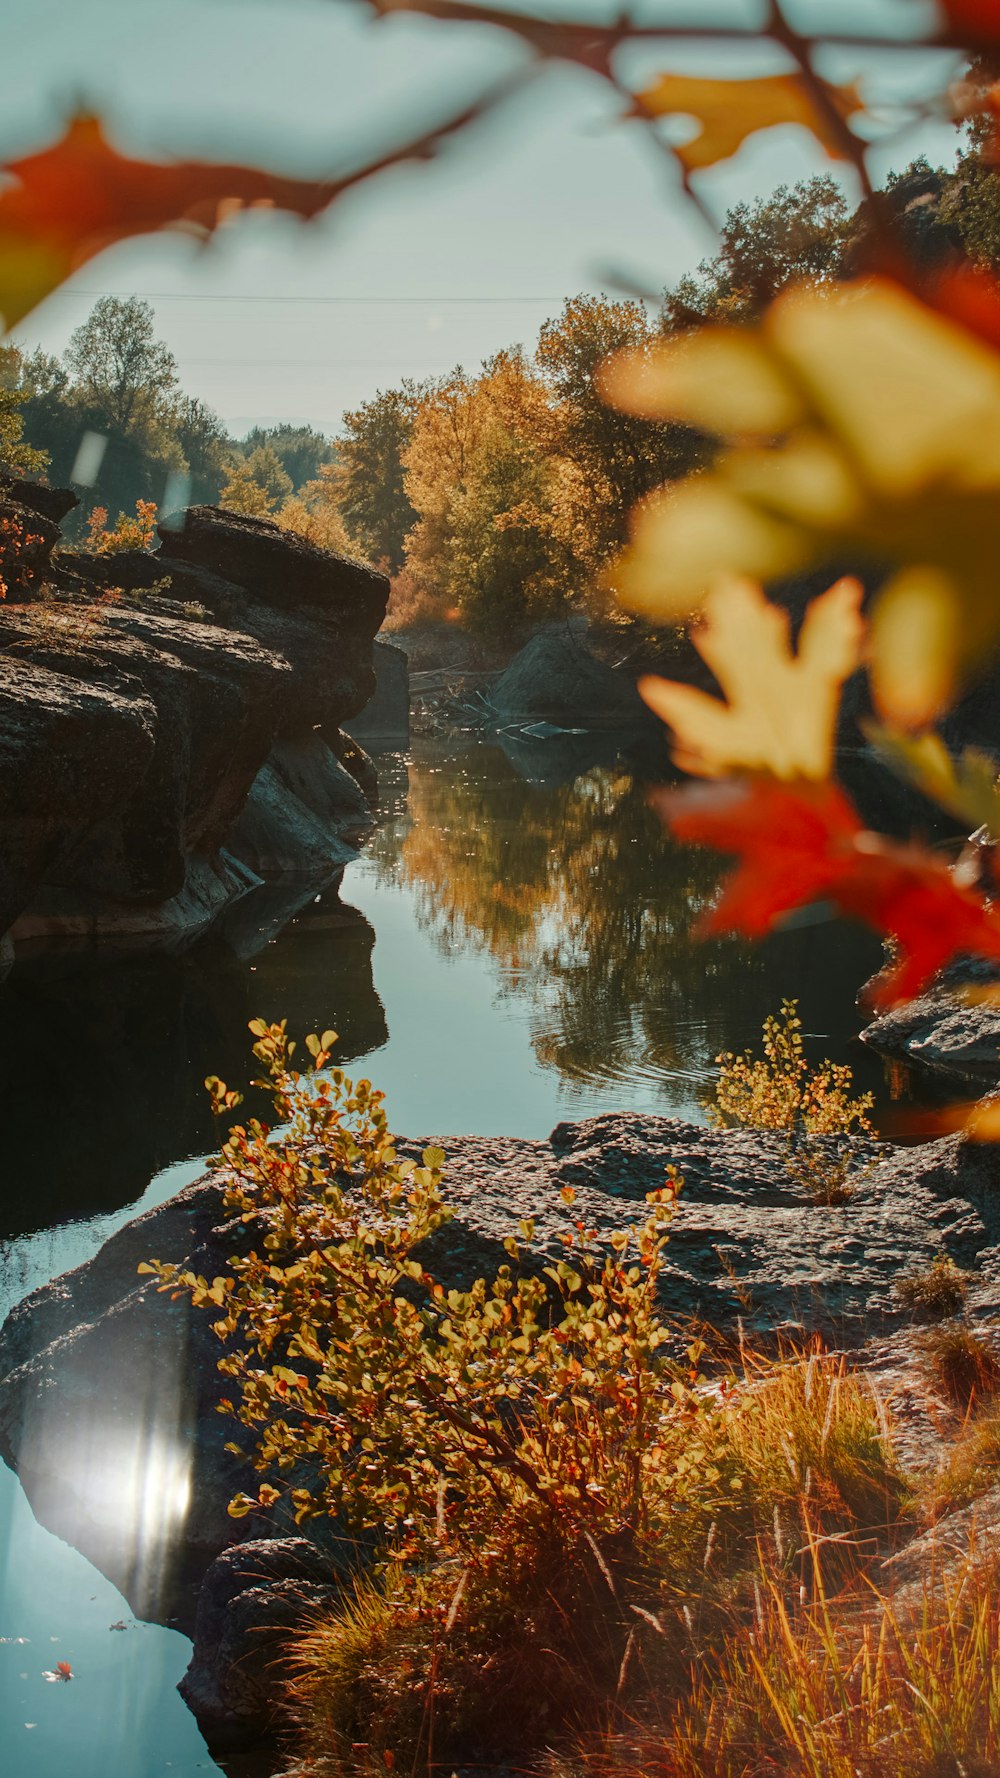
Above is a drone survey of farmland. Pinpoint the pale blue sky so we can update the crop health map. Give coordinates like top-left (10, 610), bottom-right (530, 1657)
top-left (5, 0), bottom-right (962, 433)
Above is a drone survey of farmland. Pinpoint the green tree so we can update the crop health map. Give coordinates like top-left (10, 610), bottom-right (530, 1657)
top-left (337, 384), bottom-right (418, 570)
top-left (0, 346), bottom-right (49, 477)
top-left (220, 444), bottom-right (292, 516)
top-left (64, 296), bottom-right (179, 436)
top-left (170, 394), bottom-right (232, 505)
top-left (241, 422), bottom-right (332, 492)
top-left (662, 176), bottom-right (852, 325)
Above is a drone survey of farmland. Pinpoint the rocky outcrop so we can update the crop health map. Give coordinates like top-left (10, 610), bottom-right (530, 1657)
top-left (486, 624), bottom-right (651, 731)
top-left (3, 1114), bottom-right (1000, 1634)
top-left (180, 1539), bottom-right (351, 1747)
top-left (0, 486), bottom-right (389, 956)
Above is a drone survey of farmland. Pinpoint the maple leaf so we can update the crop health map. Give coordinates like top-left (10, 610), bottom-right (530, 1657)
top-left (639, 577), bottom-right (864, 781)
top-left (655, 777), bottom-right (1000, 1009)
top-left (0, 87), bottom-right (520, 331)
top-left (602, 277), bottom-right (1000, 726)
top-left (632, 72), bottom-right (862, 172)
top-left (0, 116), bottom-right (347, 329)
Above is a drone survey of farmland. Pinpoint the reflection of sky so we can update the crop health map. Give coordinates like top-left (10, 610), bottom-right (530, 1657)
top-left (0, 1157), bottom-right (220, 1778)
top-left (0, 1463), bottom-right (218, 1778)
top-left (6, 0), bottom-right (961, 432)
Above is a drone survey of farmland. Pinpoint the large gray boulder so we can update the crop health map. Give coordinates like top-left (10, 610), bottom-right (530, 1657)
top-left (487, 625), bottom-right (649, 730)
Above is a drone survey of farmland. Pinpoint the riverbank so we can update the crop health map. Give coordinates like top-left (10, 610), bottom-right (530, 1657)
top-left (3, 1105), bottom-right (1000, 1767)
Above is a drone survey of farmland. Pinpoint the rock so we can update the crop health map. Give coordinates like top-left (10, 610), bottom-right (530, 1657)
top-left (6, 1112), bottom-right (1000, 1644)
top-left (880, 1485), bottom-right (1000, 1618)
top-left (864, 993), bottom-right (1000, 1084)
top-left (862, 953), bottom-right (1000, 1087)
top-left (158, 506), bottom-right (386, 623)
top-left (326, 728), bottom-right (378, 809)
top-left (0, 599), bottom-right (291, 911)
top-left (180, 1539), bottom-right (350, 1746)
top-left (0, 652), bottom-right (156, 936)
top-left (268, 735), bottom-right (374, 844)
top-left (345, 639), bottom-right (410, 742)
top-left (10, 849), bottom-right (262, 951)
top-left (0, 471), bottom-right (78, 527)
top-left (487, 625), bottom-right (649, 730)
top-left (0, 491), bottom-right (390, 955)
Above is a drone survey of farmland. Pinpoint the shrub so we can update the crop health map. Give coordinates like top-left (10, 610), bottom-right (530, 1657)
top-left (86, 498), bottom-right (157, 553)
top-left (711, 1001), bottom-right (874, 1204)
top-left (147, 1027), bottom-right (909, 1770)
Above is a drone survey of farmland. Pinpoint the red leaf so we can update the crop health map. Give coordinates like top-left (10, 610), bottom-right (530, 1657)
top-left (55, 1661), bottom-right (72, 1680)
top-left (655, 778), bottom-right (1000, 1008)
top-left (941, 1), bottom-right (1000, 39)
top-left (0, 115), bottom-right (343, 329)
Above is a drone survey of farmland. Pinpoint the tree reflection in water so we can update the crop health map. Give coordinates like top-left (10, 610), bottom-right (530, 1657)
top-left (380, 739), bottom-right (887, 1117)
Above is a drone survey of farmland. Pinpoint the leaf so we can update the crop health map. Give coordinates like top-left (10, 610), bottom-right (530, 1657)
top-left (422, 1145), bottom-right (446, 1170)
top-left (605, 277), bottom-right (1000, 724)
top-left (631, 72), bottom-right (862, 171)
top-left (655, 777), bottom-right (1000, 1007)
top-left (863, 725), bottom-right (1000, 837)
top-left (0, 116), bottom-right (356, 330)
top-left (941, 1), bottom-right (1000, 39)
top-left (639, 577), bottom-right (864, 780)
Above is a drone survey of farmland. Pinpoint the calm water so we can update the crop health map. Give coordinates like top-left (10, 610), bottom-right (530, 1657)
top-left (0, 733), bottom-right (889, 1777)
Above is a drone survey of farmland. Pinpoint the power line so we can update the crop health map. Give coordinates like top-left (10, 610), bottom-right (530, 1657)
top-left (45, 290), bottom-right (569, 305)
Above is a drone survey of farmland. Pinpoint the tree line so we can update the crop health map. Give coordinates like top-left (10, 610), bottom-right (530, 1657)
top-left (2, 144), bottom-right (997, 637)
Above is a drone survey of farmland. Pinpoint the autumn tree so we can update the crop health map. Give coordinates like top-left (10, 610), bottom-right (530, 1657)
top-left (403, 351), bottom-right (587, 634)
top-left (277, 464), bottom-right (352, 552)
top-left (337, 385), bottom-right (419, 570)
top-left (536, 294), bottom-right (698, 555)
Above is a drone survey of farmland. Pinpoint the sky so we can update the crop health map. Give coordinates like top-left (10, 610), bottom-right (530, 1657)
top-left (4, 0), bottom-right (965, 436)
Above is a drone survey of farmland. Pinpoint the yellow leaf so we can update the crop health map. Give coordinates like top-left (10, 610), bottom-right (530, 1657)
top-left (598, 327), bottom-right (804, 437)
top-left (604, 278), bottom-right (1000, 720)
top-left (609, 480), bottom-right (813, 621)
top-left (863, 722), bottom-right (1000, 836)
top-left (632, 72), bottom-right (862, 171)
top-left (639, 576), bottom-right (864, 781)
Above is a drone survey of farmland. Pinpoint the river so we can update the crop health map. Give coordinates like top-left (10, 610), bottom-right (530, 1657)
top-left (0, 733), bottom-right (889, 1776)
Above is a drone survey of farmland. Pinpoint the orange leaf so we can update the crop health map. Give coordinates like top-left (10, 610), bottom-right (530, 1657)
top-left (632, 72), bottom-right (862, 171)
top-left (55, 1661), bottom-right (72, 1680)
top-left (640, 577), bottom-right (864, 781)
top-left (0, 116), bottom-right (345, 329)
top-left (655, 778), bottom-right (1000, 1008)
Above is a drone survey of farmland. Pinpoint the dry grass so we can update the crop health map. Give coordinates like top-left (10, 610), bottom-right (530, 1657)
top-left (897, 1255), bottom-right (970, 1322)
top-left (286, 1344), bottom-right (912, 1776)
top-left (922, 1321), bottom-right (1000, 1411)
top-left (550, 1547), bottom-right (1000, 1778)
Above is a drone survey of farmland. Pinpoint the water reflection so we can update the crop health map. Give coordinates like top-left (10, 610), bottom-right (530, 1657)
top-left (378, 739), bottom-right (888, 1117)
top-left (0, 895), bottom-right (386, 1239)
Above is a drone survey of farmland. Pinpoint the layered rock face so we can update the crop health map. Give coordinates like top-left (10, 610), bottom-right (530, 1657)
top-left (0, 483), bottom-right (388, 955)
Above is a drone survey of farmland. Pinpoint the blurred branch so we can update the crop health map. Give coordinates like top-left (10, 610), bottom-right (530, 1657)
top-left (354, 0), bottom-right (971, 59)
